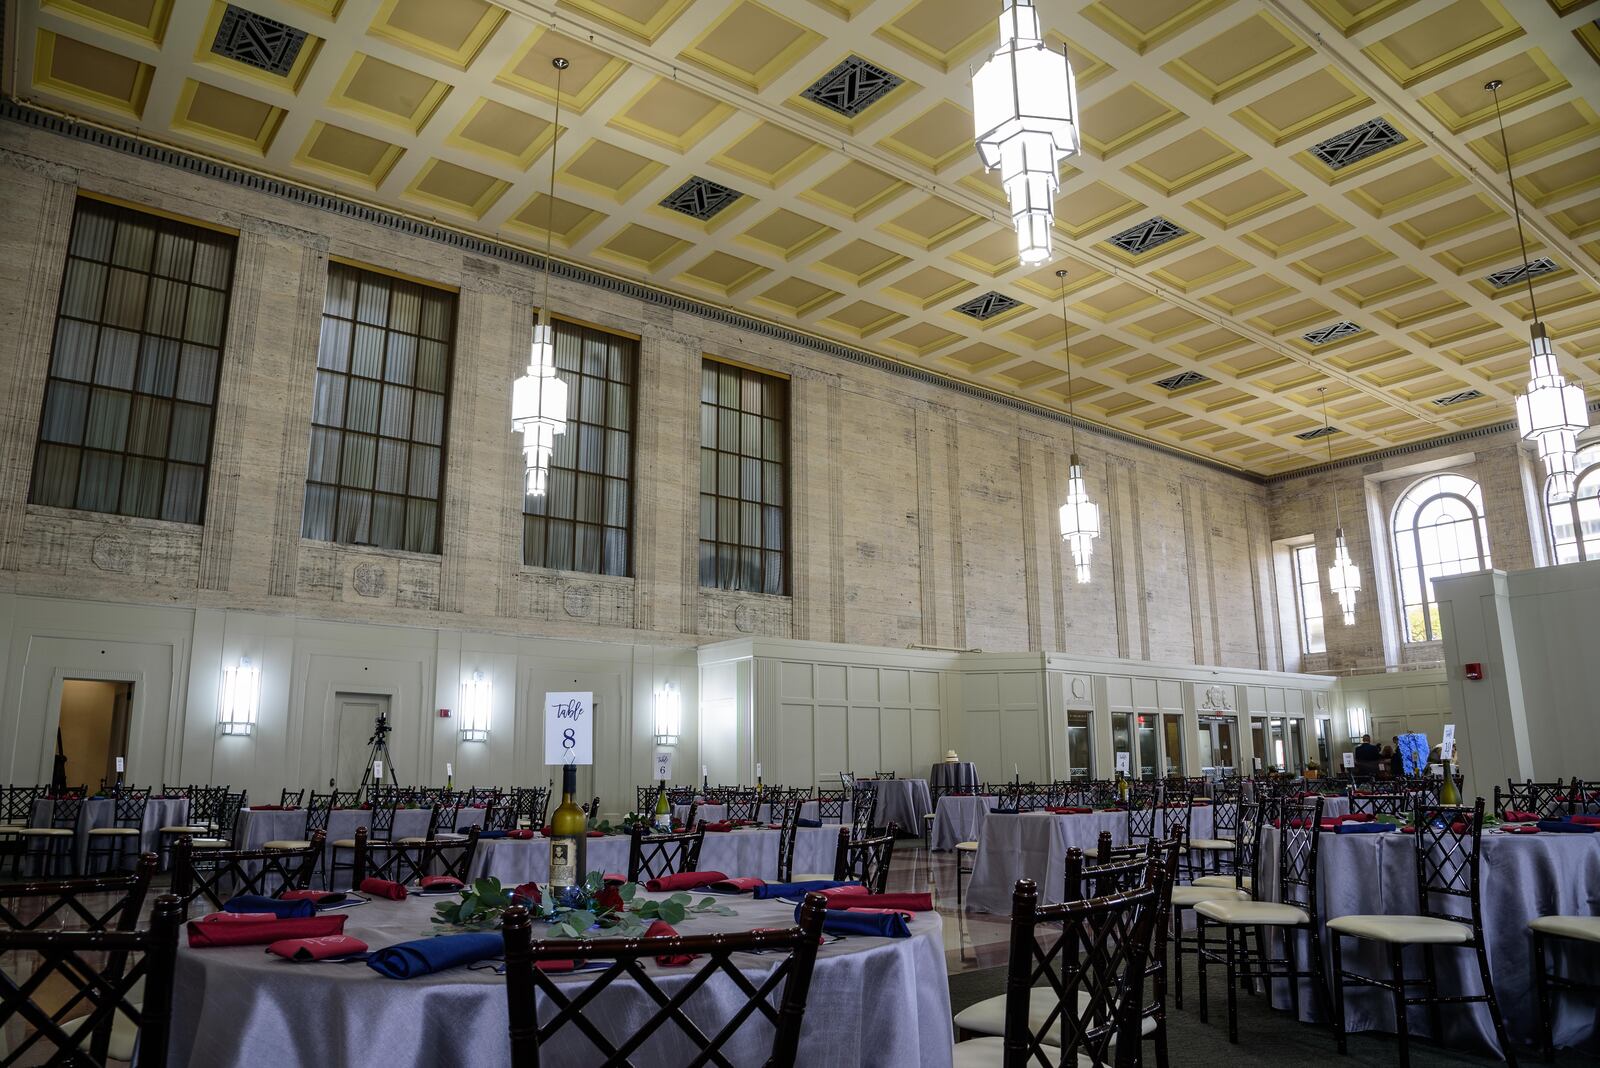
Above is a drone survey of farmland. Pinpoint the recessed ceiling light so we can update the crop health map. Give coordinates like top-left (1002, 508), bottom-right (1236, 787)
top-left (1303, 321), bottom-right (1363, 346)
top-left (1309, 118), bottom-right (1405, 170)
top-left (212, 5), bottom-right (307, 76)
top-left (953, 291), bottom-right (1022, 321)
top-left (1485, 257), bottom-right (1558, 289)
top-left (1296, 426), bottom-right (1339, 440)
top-left (1106, 216), bottom-right (1188, 256)
top-left (801, 56), bottom-right (903, 118)
top-left (1153, 370), bottom-right (1209, 391)
top-left (659, 176), bottom-right (743, 221)
top-left (1433, 389), bottom-right (1486, 407)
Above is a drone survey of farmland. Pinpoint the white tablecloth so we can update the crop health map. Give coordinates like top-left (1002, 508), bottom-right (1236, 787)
top-left (471, 827), bottom-right (842, 885)
top-left (671, 801), bottom-right (852, 826)
top-left (26, 797), bottom-right (190, 872)
top-left (931, 795), bottom-right (997, 852)
top-left (865, 780), bottom-right (932, 834)
top-left (1254, 827), bottom-right (1600, 1057)
top-left (168, 890), bottom-right (952, 1068)
top-left (966, 806), bottom-right (1215, 914)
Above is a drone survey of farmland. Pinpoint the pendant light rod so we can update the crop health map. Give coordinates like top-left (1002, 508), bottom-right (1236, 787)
top-left (1484, 79), bottom-right (1539, 323)
top-left (1319, 386), bottom-right (1341, 529)
top-left (1056, 270), bottom-right (1078, 457)
top-left (539, 57), bottom-right (569, 318)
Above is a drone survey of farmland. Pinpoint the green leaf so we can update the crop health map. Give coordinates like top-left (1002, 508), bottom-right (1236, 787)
top-left (567, 909), bottom-right (596, 932)
top-left (474, 878), bottom-right (498, 900)
top-left (619, 883), bottom-right (638, 902)
top-left (585, 871), bottom-right (604, 893)
top-left (668, 892), bottom-right (692, 906)
top-left (658, 901), bottom-right (685, 925)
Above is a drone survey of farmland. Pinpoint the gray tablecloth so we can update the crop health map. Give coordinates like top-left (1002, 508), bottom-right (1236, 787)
top-left (864, 780), bottom-right (932, 834)
top-left (671, 801), bottom-right (852, 826)
top-left (168, 889), bottom-right (951, 1068)
top-left (966, 806), bottom-right (1216, 914)
top-left (26, 797), bottom-right (190, 872)
top-left (235, 807), bottom-right (437, 852)
top-left (1254, 827), bottom-right (1600, 1057)
top-left (471, 827), bottom-right (842, 885)
top-left (931, 795), bottom-right (997, 852)
top-left (929, 763), bottom-right (979, 791)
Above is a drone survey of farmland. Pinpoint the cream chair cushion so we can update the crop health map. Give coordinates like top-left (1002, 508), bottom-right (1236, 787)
top-left (792, 873), bottom-right (836, 883)
top-left (1194, 899), bottom-right (1310, 926)
top-left (261, 839), bottom-right (310, 850)
top-left (1326, 914), bottom-right (1471, 944)
top-left (1189, 838), bottom-right (1234, 851)
top-left (1529, 915), bottom-right (1600, 944)
top-left (21, 827), bottom-right (73, 837)
top-left (1192, 874), bottom-right (1251, 891)
top-left (189, 838), bottom-right (230, 848)
top-left (87, 827), bottom-right (139, 836)
top-left (160, 825), bottom-right (209, 835)
top-left (62, 1002), bottom-right (140, 1061)
top-left (953, 1035), bottom-right (1099, 1067)
top-left (954, 988), bottom-right (1156, 1043)
top-left (395, 836), bottom-right (429, 845)
top-left (331, 838), bottom-right (358, 848)
top-left (1171, 885), bottom-right (1248, 907)
top-left (956, 841), bottom-right (979, 852)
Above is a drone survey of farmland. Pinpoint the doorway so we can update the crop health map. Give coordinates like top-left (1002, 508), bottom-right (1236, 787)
top-left (335, 693), bottom-right (392, 790)
top-left (57, 680), bottom-right (132, 790)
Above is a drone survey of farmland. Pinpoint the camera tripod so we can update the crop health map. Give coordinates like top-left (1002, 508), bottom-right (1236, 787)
top-left (357, 712), bottom-right (400, 800)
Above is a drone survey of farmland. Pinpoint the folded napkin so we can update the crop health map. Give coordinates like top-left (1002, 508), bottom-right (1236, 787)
top-left (477, 830), bottom-right (507, 839)
top-left (507, 829), bottom-right (535, 840)
top-left (700, 822), bottom-right (734, 833)
top-left (250, 805), bottom-right (292, 811)
top-left (798, 818), bottom-right (823, 828)
top-left (188, 914), bottom-right (347, 948)
top-left (587, 830), bottom-right (606, 838)
top-left (1537, 820), bottom-right (1598, 833)
top-left (1045, 807), bottom-right (1092, 815)
top-left (604, 873), bottom-right (628, 887)
top-left (368, 932), bottom-right (504, 979)
top-left (644, 920), bottom-right (696, 966)
top-left (280, 890), bottom-right (349, 906)
top-left (842, 906), bottom-right (914, 920)
top-left (223, 895), bottom-right (316, 918)
top-left (803, 905), bottom-right (910, 939)
top-left (644, 871), bottom-right (727, 893)
top-left (823, 892), bottom-right (932, 912)
top-left (708, 877), bottom-right (766, 893)
top-left (1572, 815), bottom-right (1600, 827)
top-left (360, 878), bottom-right (408, 900)
top-left (419, 875), bottom-right (462, 892)
top-left (753, 880), bottom-right (863, 899)
top-left (1342, 813), bottom-right (1374, 823)
top-left (1501, 810), bottom-right (1541, 822)
top-left (535, 959), bottom-right (577, 972)
top-left (266, 934), bottom-right (369, 961)
top-left (1336, 822), bottom-right (1397, 834)
top-left (1504, 825), bottom-right (1541, 834)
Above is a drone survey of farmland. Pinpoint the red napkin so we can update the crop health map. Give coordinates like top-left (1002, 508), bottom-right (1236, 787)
top-left (540, 825), bottom-right (552, 836)
top-left (825, 892), bottom-right (932, 912)
top-left (1505, 825), bottom-right (1541, 834)
top-left (1572, 816), bottom-right (1600, 827)
top-left (587, 830), bottom-right (606, 838)
top-left (419, 875), bottom-right (462, 891)
top-left (843, 906), bottom-right (914, 920)
top-left (536, 959), bottom-right (577, 972)
top-left (266, 934), bottom-right (369, 961)
top-left (280, 890), bottom-right (348, 906)
top-left (507, 829), bottom-right (535, 840)
top-left (360, 878), bottom-right (407, 900)
top-left (188, 914), bottom-right (347, 948)
top-left (1344, 813), bottom-right (1374, 823)
top-left (645, 871), bottom-right (728, 893)
top-left (1502, 810), bottom-right (1540, 822)
top-left (709, 877), bottom-right (765, 893)
top-left (815, 885), bottom-right (873, 899)
top-left (250, 805), bottom-right (291, 811)
top-left (1045, 807), bottom-right (1092, 814)
top-left (1400, 826), bottom-right (1417, 834)
top-left (644, 920), bottom-right (696, 966)
top-left (603, 873), bottom-right (627, 887)
top-left (700, 822), bottom-right (733, 833)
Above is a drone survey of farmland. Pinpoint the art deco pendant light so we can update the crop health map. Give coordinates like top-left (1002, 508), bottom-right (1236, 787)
top-left (972, 0), bottom-right (1081, 264)
top-left (1318, 389), bottom-right (1361, 625)
top-left (1056, 272), bottom-right (1099, 582)
top-left (510, 58), bottom-right (572, 498)
top-left (1486, 79), bottom-right (1588, 504)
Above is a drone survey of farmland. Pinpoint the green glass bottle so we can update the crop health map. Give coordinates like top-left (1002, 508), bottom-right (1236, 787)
top-left (548, 765), bottom-right (586, 898)
top-left (1440, 760), bottom-right (1461, 806)
top-left (1116, 771), bottom-right (1129, 803)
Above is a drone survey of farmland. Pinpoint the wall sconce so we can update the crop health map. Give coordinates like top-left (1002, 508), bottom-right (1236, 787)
top-left (1347, 706), bottom-right (1370, 739)
top-left (220, 657), bottom-right (259, 736)
top-left (460, 671), bottom-right (491, 743)
top-left (653, 682), bottom-right (681, 747)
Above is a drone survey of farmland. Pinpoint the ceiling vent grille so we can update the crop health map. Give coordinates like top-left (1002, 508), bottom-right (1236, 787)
top-left (801, 56), bottom-right (903, 118)
top-left (953, 291), bottom-right (1022, 321)
top-left (1434, 389), bottom-right (1486, 407)
top-left (1309, 118), bottom-right (1405, 170)
top-left (1296, 426), bottom-right (1340, 440)
top-left (212, 5), bottom-right (307, 75)
top-left (1485, 257), bottom-right (1559, 288)
top-left (1154, 370), bottom-right (1210, 391)
top-left (1302, 321), bottom-right (1363, 346)
top-left (1106, 216), bottom-right (1188, 256)
top-left (659, 176), bottom-right (742, 220)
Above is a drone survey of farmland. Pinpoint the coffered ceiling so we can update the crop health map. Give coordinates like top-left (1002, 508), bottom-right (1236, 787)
top-left (5, 0), bottom-right (1599, 476)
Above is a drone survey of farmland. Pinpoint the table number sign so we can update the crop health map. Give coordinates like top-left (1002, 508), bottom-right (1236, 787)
top-left (1253, 757), bottom-right (1263, 771)
top-left (1342, 752), bottom-right (1355, 770)
top-left (373, 760), bottom-right (383, 782)
top-left (1114, 752), bottom-right (1130, 775)
top-left (1440, 723), bottom-right (1456, 761)
top-left (115, 756), bottom-right (125, 773)
top-left (545, 691), bottom-right (594, 765)
top-left (654, 749), bottom-right (673, 781)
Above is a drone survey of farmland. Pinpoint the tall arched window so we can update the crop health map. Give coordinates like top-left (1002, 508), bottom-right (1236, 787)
top-left (1547, 444), bottom-right (1600, 564)
top-left (1392, 474), bottom-right (1491, 642)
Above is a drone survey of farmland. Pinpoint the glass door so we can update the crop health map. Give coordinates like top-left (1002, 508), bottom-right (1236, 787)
top-left (1250, 716), bottom-right (1269, 773)
top-left (1065, 710), bottom-right (1093, 781)
top-left (1111, 712), bottom-right (1133, 776)
top-left (1198, 715), bottom-right (1235, 777)
top-left (1162, 715), bottom-right (1185, 777)
top-left (1286, 718), bottom-right (1306, 772)
top-left (1315, 716), bottom-right (1332, 769)
top-left (1135, 714), bottom-right (1160, 779)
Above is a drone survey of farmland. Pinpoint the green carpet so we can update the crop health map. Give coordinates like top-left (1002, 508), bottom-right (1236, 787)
top-left (948, 957), bottom-right (1592, 1067)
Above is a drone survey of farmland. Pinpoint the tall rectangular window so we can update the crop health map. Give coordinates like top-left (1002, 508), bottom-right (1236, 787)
top-left (1293, 542), bottom-right (1326, 654)
top-left (699, 360), bottom-right (787, 594)
top-left (30, 198), bottom-right (235, 523)
top-left (302, 262), bottom-right (454, 554)
top-left (522, 320), bottom-right (635, 575)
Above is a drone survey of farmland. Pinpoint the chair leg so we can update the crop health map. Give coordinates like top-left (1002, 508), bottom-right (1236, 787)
top-left (1173, 905), bottom-right (1186, 1010)
top-left (1388, 943), bottom-right (1411, 1068)
top-left (1329, 930), bottom-right (1348, 1054)
top-left (1197, 915), bottom-right (1211, 1025)
top-left (1226, 923), bottom-right (1240, 1044)
top-left (1422, 944), bottom-right (1443, 1041)
top-left (1285, 925), bottom-right (1301, 1020)
top-left (1474, 938), bottom-right (1517, 1068)
top-left (1532, 932), bottom-right (1554, 1063)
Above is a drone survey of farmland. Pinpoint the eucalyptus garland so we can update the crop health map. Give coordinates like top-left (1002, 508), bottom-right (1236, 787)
top-left (431, 872), bottom-right (736, 938)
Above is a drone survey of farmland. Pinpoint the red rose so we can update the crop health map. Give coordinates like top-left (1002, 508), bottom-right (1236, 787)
top-left (594, 886), bottom-right (625, 914)
top-left (513, 882), bottom-right (542, 905)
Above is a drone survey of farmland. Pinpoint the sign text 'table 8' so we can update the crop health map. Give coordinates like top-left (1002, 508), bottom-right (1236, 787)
top-left (544, 692), bottom-right (594, 766)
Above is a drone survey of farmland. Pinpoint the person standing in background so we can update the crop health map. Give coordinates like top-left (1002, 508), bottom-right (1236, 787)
top-left (1390, 737), bottom-right (1405, 778)
top-left (1353, 734), bottom-right (1382, 777)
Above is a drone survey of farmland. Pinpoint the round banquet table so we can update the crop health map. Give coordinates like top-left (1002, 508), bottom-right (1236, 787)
top-left (672, 801), bottom-right (853, 825)
top-left (26, 796), bottom-right (190, 873)
top-left (168, 890), bottom-right (952, 1068)
top-left (1254, 826), bottom-right (1600, 1057)
top-left (864, 779), bottom-right (933, 835)
top-left (928, 762), bottom-right (979, 792)
top-left (471, 826), bottom-right (842, 884)
top-left (965, 806), bottom-right (1215, 915)
top-left (930, 795), bottom-right (997, 852)
top-left (233, 807), bottom-right (487, 885)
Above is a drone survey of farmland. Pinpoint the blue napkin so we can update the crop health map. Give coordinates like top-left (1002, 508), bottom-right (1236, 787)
top-left (1336, 822), bottom-right (1398, 834)
top-left (1536, 820), bottom-right (1598, 833)
top-left (798, 818), bottom-right (823, 828)
top-left (796, 904), bottom-right (911, 938)
top-left (477, 829), bottom-right (507, 839)
top-left (753, 880), bottom-right (861, 899)
top-left (223, 895), bottom-right (315, 918)
top-left (367, 932), bottom-right (504, 979)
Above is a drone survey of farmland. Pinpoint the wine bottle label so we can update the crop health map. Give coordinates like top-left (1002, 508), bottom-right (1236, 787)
top-left (549, 837), bottom-right (578, 887)
top-left (653, 813), bottom-right (672, 832)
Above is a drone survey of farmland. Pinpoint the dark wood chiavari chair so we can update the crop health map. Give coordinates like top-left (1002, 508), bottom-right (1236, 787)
top-left (85, 787), bottom-right (150, 874)
top-left (724, 790), bottom-right (761, 823)
top-left (279, 788), bottom-right (305, 808)
top-left (170, 830), bottom-right (324, 911)
top-left (351, 825), bottom-right (480, 887)
top-left (625, 825), bottom-right (705, 883)
top-left (1346, 783), bottom-right (1418, 819)
top-left (1493, 780), bottom-right (1570, 820)
top-left (0, 786), bottom-right (43, 871)
top-left (832, 823), bottom-right (897, 893)
top-left (0, 852), bottom-right (157, 934)
top-left (813, 789), bottom-right (847, 823)
top-left (773, 797), bottom-right (803, 883)
top-left (19, 793), bottom-right (86, 877)
top-left (849, 783), bottom-right (878, 839)
top-left (500, 894), bottom-right (828, 1067)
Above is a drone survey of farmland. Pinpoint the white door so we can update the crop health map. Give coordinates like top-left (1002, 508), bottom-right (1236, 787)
top-left (335, 694), bottom-right (390, 790)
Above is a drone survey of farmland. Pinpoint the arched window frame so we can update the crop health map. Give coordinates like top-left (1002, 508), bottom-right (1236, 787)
top-left (1390, 474), bottom-right (1491, 643)
top-left (1545, 445), bottom-right (1600, 565)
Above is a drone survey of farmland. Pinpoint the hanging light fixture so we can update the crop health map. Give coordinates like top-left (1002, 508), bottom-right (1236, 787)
top-left (511, 57), bottom-right (572, 498)
top-left (972, 0), bottom-right (1080, 265)
top-left (1486, 78), bottom-right (1588, 504)
top-left (1318, 388), bottom-right (1361, 626)
top-left (1055, 271), bottom-right (1099, 582)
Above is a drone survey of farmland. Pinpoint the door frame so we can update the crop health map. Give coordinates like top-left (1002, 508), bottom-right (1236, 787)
top-left (316, 683), bottom-right (401, 788)
top-left (38, 668), bottom-right (146, 786)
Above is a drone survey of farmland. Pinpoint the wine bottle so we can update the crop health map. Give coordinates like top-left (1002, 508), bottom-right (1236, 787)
top-left (1116, 771), bottom-right (1129, 803)
top-left (446, 762), bottom-right (454, 793)
top-left (548, 765), bottom-right (586, 900)
top-left (1440, 760), bottom-right (1461, 806)
top-left (653, 780), bottom-right (672, 832)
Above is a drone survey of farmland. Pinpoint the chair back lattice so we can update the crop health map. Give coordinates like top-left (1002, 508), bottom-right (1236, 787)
top-left (160, 784), bottom-right (191, 799)
top-left (1160, 795), bottom-right (1193, 846)
top-left (501, 894), bottom-right (828, 1068)
top-left (724, 791), bottom-right (761, 823)
top-left (1234, 801), bottom-right (1268, 895)
top-left (331, 789), bottom-right (362, 811)
top-left (1209, 797), bottom-right (1239, 842)
top-left (170, 831), bottom-right (324, 911)
top-left (211, 791), bottom-right (247, 842)
top-left (1347, 786), bottom-right (1416, 819)
top-left (1064, 847), bottom-right (1149, 902)
top-left (109, 788), bottom-right (150, 826)
top-left (1126, 789), bottom-right (1158, 847)
top-left (0, 853), bottom-right (158, 933)
top-left (1277, 797), bottom-right (1324, 917)
top-left (364, 801), bottom-right (400, 840)
top-left (849, 785), bottom-right (878, 839)
top-left (773, 799), bottom-right (803, 883)
top-left (1411, 799), bottom-right (1486, 926)
top-left (0, 893), bottom-right (184, 1068)
top-left (812, 790), bottom-right (846, 823)
top-left (626, 827), bottom-right (705, 884)
top-left (832, 825), bottom-right (896, 892)
top-left (635, 787), bottom-right (660, 815)
top-left (1, 786), bottom-right (42, 825)
top-left (46, 795), bottom-right (86, 830)
top-left (304, 792), bottom-right (336, 835)
top-left (1493, 781), bottom-right (1569, 820)
top-left (1001, 874), bottom-right (1163, 1068)
top-left (279, 788), bottom-right (305, 808)
top-left (353, 826), bottom-right (480, 886)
